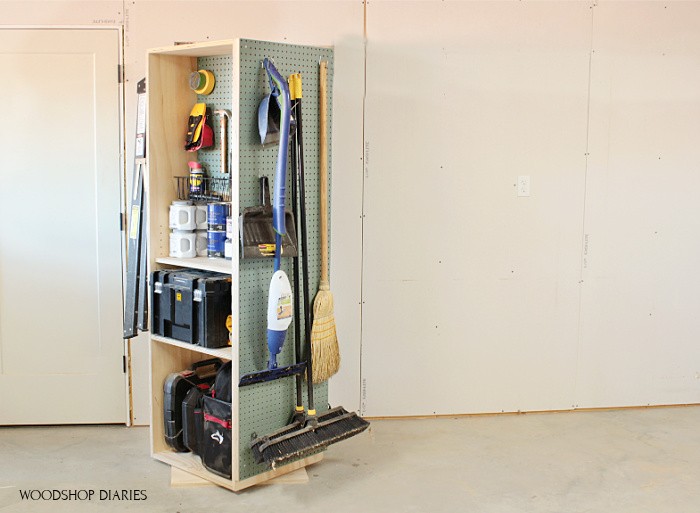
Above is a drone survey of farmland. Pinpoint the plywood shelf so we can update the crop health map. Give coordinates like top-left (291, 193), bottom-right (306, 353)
top-left (151, 335), bottom-right (232, 360)
top-left (155, 256), bottom-right (232, 274)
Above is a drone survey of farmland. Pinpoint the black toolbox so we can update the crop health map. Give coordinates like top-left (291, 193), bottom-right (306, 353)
top-left (151, 269), bottom-right (232, 348)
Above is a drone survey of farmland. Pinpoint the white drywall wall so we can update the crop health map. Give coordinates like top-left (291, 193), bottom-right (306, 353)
top-left (0, 1), bottom-right (123, 25)
top-left (361, 0), bottom-right (700, 416)
top-left (362, 1), bottom-right (592, 416)
top-left (577, 1), bottom-right (700, 408)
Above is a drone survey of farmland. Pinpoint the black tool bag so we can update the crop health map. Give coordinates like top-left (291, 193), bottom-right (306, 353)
top-left (163, 359), bottom-right (222, 452)
top-left (200, 361), bottom-right (232, 478)
top-left (151, 270), bottom-right (232, 348)
top-left (211, 360), bottom-right (232, 402)
top-left (182, 387), bottom-right (205, 455)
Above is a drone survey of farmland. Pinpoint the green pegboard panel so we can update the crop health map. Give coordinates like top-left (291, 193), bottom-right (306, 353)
top-left (236, 39), bottom-right (333, 481)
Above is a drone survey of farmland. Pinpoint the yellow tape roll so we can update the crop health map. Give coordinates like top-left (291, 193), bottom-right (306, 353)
top-left (189, 69), bottom-right (215, 95)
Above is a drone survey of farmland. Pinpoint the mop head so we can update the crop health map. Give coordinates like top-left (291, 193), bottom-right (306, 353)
top-left (311, 281), bottom-right (340, 384)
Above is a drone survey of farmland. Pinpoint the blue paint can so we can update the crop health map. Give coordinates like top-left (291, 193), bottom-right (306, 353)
top-left (207, 230), bottom-right (227, 258)
top-left (207, 202), bottom-right (228, 230)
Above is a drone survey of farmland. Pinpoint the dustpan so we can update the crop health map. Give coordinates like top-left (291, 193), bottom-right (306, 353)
top-left (239, 176), bottom-right (298, 259)
top-left (258, 85), bottom-right (282, 145)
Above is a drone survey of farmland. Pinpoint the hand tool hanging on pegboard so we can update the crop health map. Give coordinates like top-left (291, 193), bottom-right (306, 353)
top-left (123, 78), bottom-right (149, 338)
top-left (213, 109), bottom-right (231, 175)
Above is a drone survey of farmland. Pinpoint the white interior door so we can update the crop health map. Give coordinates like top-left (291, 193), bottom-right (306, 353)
top-left (0, 28), bottom-right (125, 424)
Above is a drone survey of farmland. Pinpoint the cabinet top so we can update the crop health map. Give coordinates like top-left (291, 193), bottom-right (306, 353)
top-left (148, 39), bottom-right (236, 57)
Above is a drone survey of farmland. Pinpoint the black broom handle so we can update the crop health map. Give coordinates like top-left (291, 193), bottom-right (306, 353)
top-left (295, 91), bottom-right (316, 415)
top-left (290, 104), bottom-right (304, 410)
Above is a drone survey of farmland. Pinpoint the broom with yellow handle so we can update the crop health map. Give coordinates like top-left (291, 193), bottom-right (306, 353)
top-left (311, 60), bottom-right (340, 383)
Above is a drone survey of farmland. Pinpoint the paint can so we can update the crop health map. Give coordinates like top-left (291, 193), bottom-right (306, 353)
top-left (225, 216), bottom-right (233, 239)
top-left (207, 230), bottom-right (227, 258)
top-left (169, 200), bottom-right (196, 230)
top-left (207, 202), bottom-right (228, 230)
top-left (224, 216), bottom-right (233, 260)
top-left (170, 230), bottom-right (196, 258)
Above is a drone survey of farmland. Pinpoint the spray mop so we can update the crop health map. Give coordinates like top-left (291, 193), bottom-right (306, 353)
top-left (239, 58), bottom-right (306, 387)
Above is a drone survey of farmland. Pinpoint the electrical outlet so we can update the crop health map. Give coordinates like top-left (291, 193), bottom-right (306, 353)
top-left (517, 175), bottom-right (530, 197)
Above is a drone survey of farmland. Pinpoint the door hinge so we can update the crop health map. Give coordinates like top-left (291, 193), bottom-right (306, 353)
top-left (120, 212), bottom-right (126, 231)
top-left (118, 64), bottom-right (124, 84)
top-left (123, 355), bottom-right (127, 373)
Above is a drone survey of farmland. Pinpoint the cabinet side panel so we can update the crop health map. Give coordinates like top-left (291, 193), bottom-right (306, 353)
top-left (147, 53), bottom-right (198, 260)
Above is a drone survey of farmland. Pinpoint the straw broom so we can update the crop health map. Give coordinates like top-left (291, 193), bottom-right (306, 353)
top-left (311, 61), bottom-right (340, 384)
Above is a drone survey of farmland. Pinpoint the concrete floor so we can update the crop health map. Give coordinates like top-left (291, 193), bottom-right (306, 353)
top-left (1, 406), bottom-right (699, 512)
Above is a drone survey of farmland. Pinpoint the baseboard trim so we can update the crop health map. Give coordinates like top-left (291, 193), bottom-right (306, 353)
top-left (364, 402), bottom-right (700, 421)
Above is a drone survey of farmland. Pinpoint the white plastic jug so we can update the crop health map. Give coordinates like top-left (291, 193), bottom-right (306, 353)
top-left (195, 205), bottom-right (208, 230)
top-left (169, 201), bottom-right (196, 230)
top-left (169, 230), bottom-right (197, 258)
top-left (195, 230), bottom-right (208, 257)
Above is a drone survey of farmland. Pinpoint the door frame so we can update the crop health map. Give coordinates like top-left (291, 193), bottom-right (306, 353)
top-left (0, 25), bottom-right (130, 425)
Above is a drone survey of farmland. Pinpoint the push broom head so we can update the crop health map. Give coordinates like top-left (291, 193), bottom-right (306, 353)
top-left (311, 281), bottom-right (340, 384)
top-left (251, 406), bottom-right (370, 467)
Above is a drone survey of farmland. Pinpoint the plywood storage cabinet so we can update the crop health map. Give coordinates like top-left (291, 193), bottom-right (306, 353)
top-left (146, 39), bottom-right (333, 491)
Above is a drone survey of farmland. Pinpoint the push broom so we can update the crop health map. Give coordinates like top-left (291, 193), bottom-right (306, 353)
top-left (310, 60), bottom-right (340, 384)
top-left (250, 72), bottom-right (369, 467)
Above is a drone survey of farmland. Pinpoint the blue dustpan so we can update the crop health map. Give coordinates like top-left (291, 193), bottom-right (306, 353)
top-left (258, 84), bottom-right (281, 145)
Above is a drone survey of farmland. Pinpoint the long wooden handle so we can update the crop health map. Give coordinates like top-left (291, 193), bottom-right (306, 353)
top-left (220, 116), bottom-right (227, 175)
top-left (319, 61), bottom-right (329, 285)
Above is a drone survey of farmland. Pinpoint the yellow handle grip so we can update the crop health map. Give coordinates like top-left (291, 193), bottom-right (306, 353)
top-left (288, 73), bottom-right (302, 100)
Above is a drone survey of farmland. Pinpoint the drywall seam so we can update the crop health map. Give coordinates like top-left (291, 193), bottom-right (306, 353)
top-left (359, 0), bottom-right (368, 416)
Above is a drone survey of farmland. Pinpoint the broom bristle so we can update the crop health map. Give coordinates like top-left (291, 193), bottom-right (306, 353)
top-left (255, 408), bottom-right (370, 467)
top-left (311, 286), bottom-right (340, 383)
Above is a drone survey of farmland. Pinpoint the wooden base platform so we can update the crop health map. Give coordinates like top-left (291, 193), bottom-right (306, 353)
top-left (171, 466), bottom-right (310, 487)
top-left (155, 450), bottom-right (322, 492)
